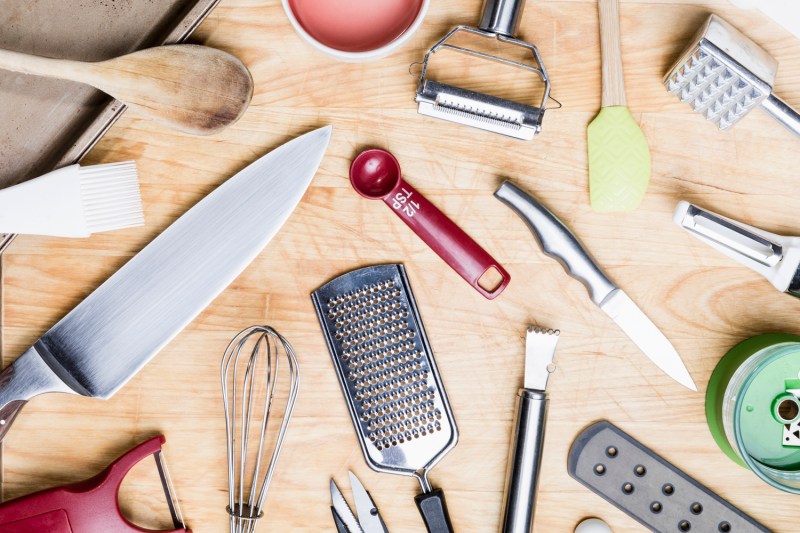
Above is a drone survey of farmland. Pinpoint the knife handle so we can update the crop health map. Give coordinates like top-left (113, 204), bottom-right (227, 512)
top-left (501, 389), bottom-right (547, 533)
top-left (494, 181), bottom-right (616, 305)
top-left (0, 346), bottom-right (77, 442)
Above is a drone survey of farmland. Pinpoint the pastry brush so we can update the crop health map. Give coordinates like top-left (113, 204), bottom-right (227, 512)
top-left (587, 0), bottom-right (651, 212)
top-left (0, 161), bottom-right (144, 237)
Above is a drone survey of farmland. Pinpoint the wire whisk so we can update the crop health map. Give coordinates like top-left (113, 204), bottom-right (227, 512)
top-left (221, 326), bottom-right (300, 533)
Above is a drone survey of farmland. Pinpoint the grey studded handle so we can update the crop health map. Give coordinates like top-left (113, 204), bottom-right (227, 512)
top-left (494, 181), bottom-right (617, 305)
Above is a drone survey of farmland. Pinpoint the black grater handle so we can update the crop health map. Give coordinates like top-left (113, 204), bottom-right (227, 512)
top-left (415, 488), bottom-right (455, 533)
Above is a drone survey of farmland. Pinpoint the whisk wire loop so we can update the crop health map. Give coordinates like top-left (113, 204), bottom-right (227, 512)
top-left (221, 325), bottom-right (300, 533)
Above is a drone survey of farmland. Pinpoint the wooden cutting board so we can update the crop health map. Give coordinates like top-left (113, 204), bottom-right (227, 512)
top-left (2, 1), bottom-right (800, 531)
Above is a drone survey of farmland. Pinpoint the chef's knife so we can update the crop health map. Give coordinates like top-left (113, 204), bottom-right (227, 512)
top-left (0, 126), bottom-right (332, 439)
top-left (494, 181), bottom-right (696, 391)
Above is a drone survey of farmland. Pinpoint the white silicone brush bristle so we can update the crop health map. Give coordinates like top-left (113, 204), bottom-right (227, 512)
top-left (79, 161), bottom-right (144, 234)
top-left (0, 161), bottom-right (144, 237)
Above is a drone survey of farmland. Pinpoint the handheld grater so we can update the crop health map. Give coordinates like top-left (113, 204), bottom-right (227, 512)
top-left (414, 0), bottom-right (551, 140)
top-left (312, 264), bottom-right (458, 533)
top-left (664, 14), bottom-right (800, 137)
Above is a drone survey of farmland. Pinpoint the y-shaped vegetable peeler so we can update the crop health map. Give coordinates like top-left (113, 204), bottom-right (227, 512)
top-left (0, 435), bottom-right (189, 533)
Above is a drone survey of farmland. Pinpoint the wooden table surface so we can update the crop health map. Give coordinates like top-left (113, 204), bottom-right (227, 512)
top-left (2, 0), bottom-right (800, 531)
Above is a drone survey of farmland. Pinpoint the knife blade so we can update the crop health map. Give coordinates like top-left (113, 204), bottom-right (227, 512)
top-left (0, 126), bottom-right (332, 439)
top-left (348, 471), bottom-right (389, 533)
top-left (494, 180), bottom-right (696, 391)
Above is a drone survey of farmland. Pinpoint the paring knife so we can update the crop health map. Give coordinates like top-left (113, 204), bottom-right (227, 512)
top-left (494, 181), bottom-right (696, 391)
top-left (0, 127), bottom-right (332, 440)
top-left (674, 200), bottom-right (800, 298)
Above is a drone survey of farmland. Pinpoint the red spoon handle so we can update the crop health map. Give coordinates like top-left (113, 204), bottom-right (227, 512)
top-left (383, 180), bottom-right (510, 299)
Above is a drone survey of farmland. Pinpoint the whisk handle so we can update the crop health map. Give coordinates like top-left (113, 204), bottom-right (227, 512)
top-left (415, 488), bottom-right (455, 533)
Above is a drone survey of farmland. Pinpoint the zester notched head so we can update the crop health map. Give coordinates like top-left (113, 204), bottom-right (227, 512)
top-left (312, 264), bottom-right (458, 482)
top-left (664, 14), bottom-right (778, 129)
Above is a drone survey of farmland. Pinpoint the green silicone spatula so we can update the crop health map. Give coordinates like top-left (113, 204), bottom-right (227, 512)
top-left (587, 0), bottom-right (651, 212)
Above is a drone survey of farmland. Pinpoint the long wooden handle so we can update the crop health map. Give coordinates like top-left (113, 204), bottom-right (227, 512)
top-left (598, 0), bottom-right (626, 107)
top-left (0, 49), bottom-right (90, 84)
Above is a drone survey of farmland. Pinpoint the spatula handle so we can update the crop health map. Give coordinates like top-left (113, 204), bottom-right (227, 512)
top-left (415, 488), bottom-right (455, 533)
top-left (598, 0), bottom-right (626, 107)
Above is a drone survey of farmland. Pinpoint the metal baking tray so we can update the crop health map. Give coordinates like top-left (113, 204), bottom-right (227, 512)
top-left (0, 0), bottom-right (222, 253)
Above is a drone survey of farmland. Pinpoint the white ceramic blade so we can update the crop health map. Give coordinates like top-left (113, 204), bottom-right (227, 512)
top-left (600, 290), bottom-right (696, 391)
top-left (33, 127), bottom-right (331, 397)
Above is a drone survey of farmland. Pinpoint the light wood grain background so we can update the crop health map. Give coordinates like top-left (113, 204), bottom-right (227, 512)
top-left (3, 0), bottom-right (800, 531)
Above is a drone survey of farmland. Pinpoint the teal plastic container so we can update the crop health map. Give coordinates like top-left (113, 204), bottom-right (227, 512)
top-left (707, 334), bottom-right (800, 493)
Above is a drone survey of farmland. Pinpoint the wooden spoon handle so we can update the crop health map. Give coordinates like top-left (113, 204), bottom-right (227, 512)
top-left (0, 49), bottom-right (90, 84)
top-left (598, 0), bottom-right (626, 107)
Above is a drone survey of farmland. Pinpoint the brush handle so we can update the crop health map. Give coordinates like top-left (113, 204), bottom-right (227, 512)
top-left (761, 94), bottom-right (800, 138)
top-left (598, 0), bottom-right (626, 107)
top-left (0, 48), bottom-right (93, 85)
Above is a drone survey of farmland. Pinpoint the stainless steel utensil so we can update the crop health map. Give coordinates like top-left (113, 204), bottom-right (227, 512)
top-left (664, 14), bottom-right (800, 137)
top-left (494, 181), bottom-right (696, 391)
top-left (330, 471), bottom-right (390, 533)
top-left (311, 264), bottom-right (458, 533)
top-left (674, 201), bottom-right (800, 298)
top-left (414, 0), bottom-right (551, 140)
top-left (0, 126), bottom-right (331, 440)
top-left (222, 326), bottom-right (300, 533)
top-left (501, 326), bottom-right (560, 533)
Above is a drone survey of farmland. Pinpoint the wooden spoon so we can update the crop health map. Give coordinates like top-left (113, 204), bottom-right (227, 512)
top-left (0, 44), bottom-right (253, 136)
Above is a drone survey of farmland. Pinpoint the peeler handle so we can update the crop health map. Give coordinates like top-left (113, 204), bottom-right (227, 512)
top-left (415, 488), bottom-right (455, 533)
top-left (761, 94), bottom-right (800, 138)
top-left (479, 0), bottom-right (527, 37)
top-left (501, 389), bottom-right (547, 533)
top-left (0, 436), bottom-right (189, 533)
top-left (383, 180), bottom-right (510, 299)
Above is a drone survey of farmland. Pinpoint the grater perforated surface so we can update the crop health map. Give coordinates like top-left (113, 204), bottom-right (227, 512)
top-left (312, 264), bottom-right (457, 476)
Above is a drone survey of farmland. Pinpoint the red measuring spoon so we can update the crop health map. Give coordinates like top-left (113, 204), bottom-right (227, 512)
top-left (350, 148), bottom-right (510, 299)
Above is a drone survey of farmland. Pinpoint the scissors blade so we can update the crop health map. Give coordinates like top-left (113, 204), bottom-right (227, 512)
top-left (331, 479), bottom-right (364, 533)
top-left (348, 471), bottom-right (389, 533)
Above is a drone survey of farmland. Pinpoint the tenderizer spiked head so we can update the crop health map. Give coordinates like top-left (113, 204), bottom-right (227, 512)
top-left (664, 14), bottom-right (778, 130)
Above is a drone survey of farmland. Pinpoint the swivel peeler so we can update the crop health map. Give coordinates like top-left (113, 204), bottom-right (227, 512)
top-left (415, 0), bottom-right (551, 140)
top-left (674, 201), bottom-right (800, 298)
top-left (0, 436), bottom-right (189, 533)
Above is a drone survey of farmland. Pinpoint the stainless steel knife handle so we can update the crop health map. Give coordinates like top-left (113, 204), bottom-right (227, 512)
top-left (0, 346), bottom-right (76, 441)
top-left (479, 0), bottom-right (526, 36)
top-left (495, 181), bottom-right (616, 305)
top-left (501, 389), bottom-right (547, 533)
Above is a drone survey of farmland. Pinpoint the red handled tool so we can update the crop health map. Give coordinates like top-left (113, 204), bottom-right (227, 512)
top-left (0, 435), bottom-right (190, 533)
top-left (350, 148), bottom-right (510, 299)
